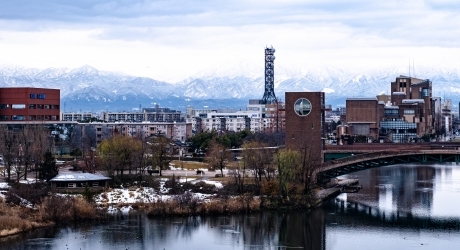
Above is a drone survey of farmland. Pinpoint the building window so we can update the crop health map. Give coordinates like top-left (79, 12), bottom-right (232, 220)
top-left (12, 104), bottom-right (26, 109)
top-left (29, 115), bottom-right (36, 120)
top-left (52, 105), bottom-right (59, 109)
top-left (0, 115), bottom-right (8, 121)
top-left (29, 104), bottom-right (36, 109)
top-left (404, 109), bottom-right (415, 115)
top-left (37, 115), bottom-right (43, 120)
top-left (0, 104), bottom-right (9, 109)
top-left (422, 88), bottom-right (430, 97)
top-left (384, 109), bottom-right (399, 115)
top-left (45, 115), bottom-right (50, 120)
top-left (68, 183), bottom-right (76, 188)
top-left (37, 104), bottom-right (44, 109)
top-left (12, 115), bottom-right (26, 120)
top-left (51, 115), bottom-right (58, 120)
top-left (294, 98), bottom-right (312, 116)
top-left (44, 105), bottom-right (50, 109)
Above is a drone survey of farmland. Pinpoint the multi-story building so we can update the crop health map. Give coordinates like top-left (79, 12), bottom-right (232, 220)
top-left (442, 99), bottom-right (452, 135)
top-left (285, 92), bottom-right (325, 163)
top-left (0, 87), bottom-right (60, 122)
top-left (77, 121), bottom-right (192, 144)
top-left (100, 104), bottom-right (183, 123)
top-left (62, 112), bottom-right (94, 122)
top-left (345, 98), bottom-right (383, 140)
top-left (345, 76), bottom-right (437, 143)
top-left (186, 100), bottom-right (286, 134)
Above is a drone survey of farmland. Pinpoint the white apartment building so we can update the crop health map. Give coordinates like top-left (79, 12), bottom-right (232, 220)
top-left (62, 112), bottom-right (94, 122)
top-left (78, 121), bottom-right (192, 144)
top-left (186, 103), bottom-right (281, 133)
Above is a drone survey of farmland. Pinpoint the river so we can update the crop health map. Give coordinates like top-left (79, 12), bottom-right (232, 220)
top-left (2, 163), bottom-right (460, 250)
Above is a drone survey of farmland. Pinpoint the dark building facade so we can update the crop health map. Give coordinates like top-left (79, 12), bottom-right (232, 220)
top-left (390, 76), bottom-right (433, 135)
top-left (0, 87), bottom-right (60, 122)
top-left (345, 98), bottom-right (383, 140)
top-left (345, 76), bottom-right (435, 142)
top-left (285, 92), bottom-right (325, 163)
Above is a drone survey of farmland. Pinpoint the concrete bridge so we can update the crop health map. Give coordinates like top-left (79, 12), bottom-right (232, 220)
top-left (317, 143), bottom-right (460, 184)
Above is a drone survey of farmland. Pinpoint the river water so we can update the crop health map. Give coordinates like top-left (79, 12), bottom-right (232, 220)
top-left (2, 163), bottom-right (460, 250)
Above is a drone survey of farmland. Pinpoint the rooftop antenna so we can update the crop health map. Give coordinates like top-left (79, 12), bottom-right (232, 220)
top-left (408, 60), bottom-right (411, 77)
top-left (412, 60), bottom-right (415, 78)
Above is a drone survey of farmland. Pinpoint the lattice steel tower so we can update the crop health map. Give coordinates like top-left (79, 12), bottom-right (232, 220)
top-left (262, 46), bottom-right (277, 104)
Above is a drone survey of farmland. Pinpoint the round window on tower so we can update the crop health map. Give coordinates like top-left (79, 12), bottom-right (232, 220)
top-left (294, 98), bottom-right (312, 116)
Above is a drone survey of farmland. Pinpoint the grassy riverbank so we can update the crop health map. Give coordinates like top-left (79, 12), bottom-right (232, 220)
top-left (0, 175), bottom-right (354, 238)
top-left (0, 196), bottom-right (103, 238)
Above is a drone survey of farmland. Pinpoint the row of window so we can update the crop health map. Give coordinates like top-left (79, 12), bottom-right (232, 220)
top-left (0, 104), bottom-right (59, 110)
top-left (0, 115), bottom-right (59, 121)
top-left (55, 182), bottom-right (100, 188)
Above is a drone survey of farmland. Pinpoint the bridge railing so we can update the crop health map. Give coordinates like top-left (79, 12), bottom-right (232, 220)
top-left (323, 147), bottom-right (460, 170)
top-left (323, 146), bottom-right (452, 168)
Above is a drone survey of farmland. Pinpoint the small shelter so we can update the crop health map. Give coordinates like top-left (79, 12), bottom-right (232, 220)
top-left (49, 173), bottom-right (110, 193)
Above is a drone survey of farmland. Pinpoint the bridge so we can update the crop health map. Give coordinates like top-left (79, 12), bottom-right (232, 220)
top-left (316, 142), bottom-right (460, 184)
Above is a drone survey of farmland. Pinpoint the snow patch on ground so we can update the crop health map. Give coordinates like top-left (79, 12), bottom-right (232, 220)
top-left (1, 176), bottom-right (224, 212)
top-left (0, 182), bottom-right (10, 190)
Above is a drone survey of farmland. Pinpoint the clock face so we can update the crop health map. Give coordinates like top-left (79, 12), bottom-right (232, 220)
top-left (294, 98), bottom-right (312, 116)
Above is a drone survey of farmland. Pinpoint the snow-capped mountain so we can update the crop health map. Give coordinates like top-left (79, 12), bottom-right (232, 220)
top-left (1, 65), bottom-right (460, 112)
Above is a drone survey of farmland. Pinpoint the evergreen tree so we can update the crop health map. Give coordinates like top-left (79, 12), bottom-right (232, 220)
top-left (39, 151), bottom-right (58, 181)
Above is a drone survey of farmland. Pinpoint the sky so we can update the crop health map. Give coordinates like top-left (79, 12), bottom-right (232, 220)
top-left (0, 0), bottom-right (459, 82)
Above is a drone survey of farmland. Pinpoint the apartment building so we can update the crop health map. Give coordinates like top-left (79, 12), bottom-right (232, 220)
top-left (0, 87), bottom-right (60, 122)
top-left (345, 76), bottom-right (437, 142)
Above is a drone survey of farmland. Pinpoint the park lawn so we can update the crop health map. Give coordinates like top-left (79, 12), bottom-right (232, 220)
top-left (170, 160), bottom-right (208, 170)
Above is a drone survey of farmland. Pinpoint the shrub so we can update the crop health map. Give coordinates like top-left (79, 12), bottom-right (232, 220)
top-left (164, 174), bottom-right (183, 194)
top-left (0, 199), bottom-right (35, 236)
top-left (261, 180), bottom-right (279, 196)
top-left (38, 196), bottom-right (101, 223)
top-left (82, 183), bottom-right (95, 203)
top-left (5, 182), bottom-right (49, 207)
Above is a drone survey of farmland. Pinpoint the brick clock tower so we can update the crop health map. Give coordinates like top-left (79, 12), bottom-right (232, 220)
top-left (285, 92), bottom-right (325, 164)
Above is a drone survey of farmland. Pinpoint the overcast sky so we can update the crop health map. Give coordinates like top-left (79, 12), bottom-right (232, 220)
top-left (0, 0), bottom-right (459, 82)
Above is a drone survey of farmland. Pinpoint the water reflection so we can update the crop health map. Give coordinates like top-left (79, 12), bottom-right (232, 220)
top-left (3, 163), bottom-right (460, 250)
top-left (1, 210), bottom-right (327, 250)
top-left (341, 163), bottom-right (460, 218)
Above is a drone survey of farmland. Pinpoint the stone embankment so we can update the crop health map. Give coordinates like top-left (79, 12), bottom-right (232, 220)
top-left (313, 179), bottom-right (359, 207)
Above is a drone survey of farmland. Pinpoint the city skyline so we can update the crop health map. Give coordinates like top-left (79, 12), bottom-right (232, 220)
top-left (0, 0), bottom-right (459, 82)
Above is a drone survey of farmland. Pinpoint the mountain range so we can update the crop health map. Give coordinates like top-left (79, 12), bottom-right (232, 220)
top-left (1, 65), bottom-right (460, 112)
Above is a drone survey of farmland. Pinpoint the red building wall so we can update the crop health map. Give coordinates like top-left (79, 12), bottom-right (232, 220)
top-left (285, 92), bottom-right (325, 163)
top-left (0, 88), bottom-right (60, 121)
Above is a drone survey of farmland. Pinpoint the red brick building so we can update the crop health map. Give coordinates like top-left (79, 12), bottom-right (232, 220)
top-left (345, 98), bottom-right (384, 140)
top-left (285, 92), bottom-right (325, 163)
top-left (0, 87), bottom-right (60, 122)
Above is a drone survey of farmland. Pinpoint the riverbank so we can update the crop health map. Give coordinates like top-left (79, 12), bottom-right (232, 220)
top-left (0, 194), bottom-right (106, 238)
top-left (313, 179), bottom-right (359, 207)
top-left (0, 177), bottom-right (358, 238)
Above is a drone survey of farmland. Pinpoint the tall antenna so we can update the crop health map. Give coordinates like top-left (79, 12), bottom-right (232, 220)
top-left (408, 61), bottom-right (411, 77)
top-left (412, 60), bottom-right (415, 78)
top-left (261, 46), bottom-right (277, 104)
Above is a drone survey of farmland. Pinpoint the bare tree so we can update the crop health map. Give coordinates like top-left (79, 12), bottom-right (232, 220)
top-left (30, 125), bottom-right (52, 181)
top-left (241, 140), bottom-right (275, 187)
top-left (205, 139), bottom-right (233, 177)
top-left (147, 135), bottom-right (172, 176)
top-left (0, 125), bottom-right (17, 182)
top-left (298, 138), bottom-right (323, 197)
